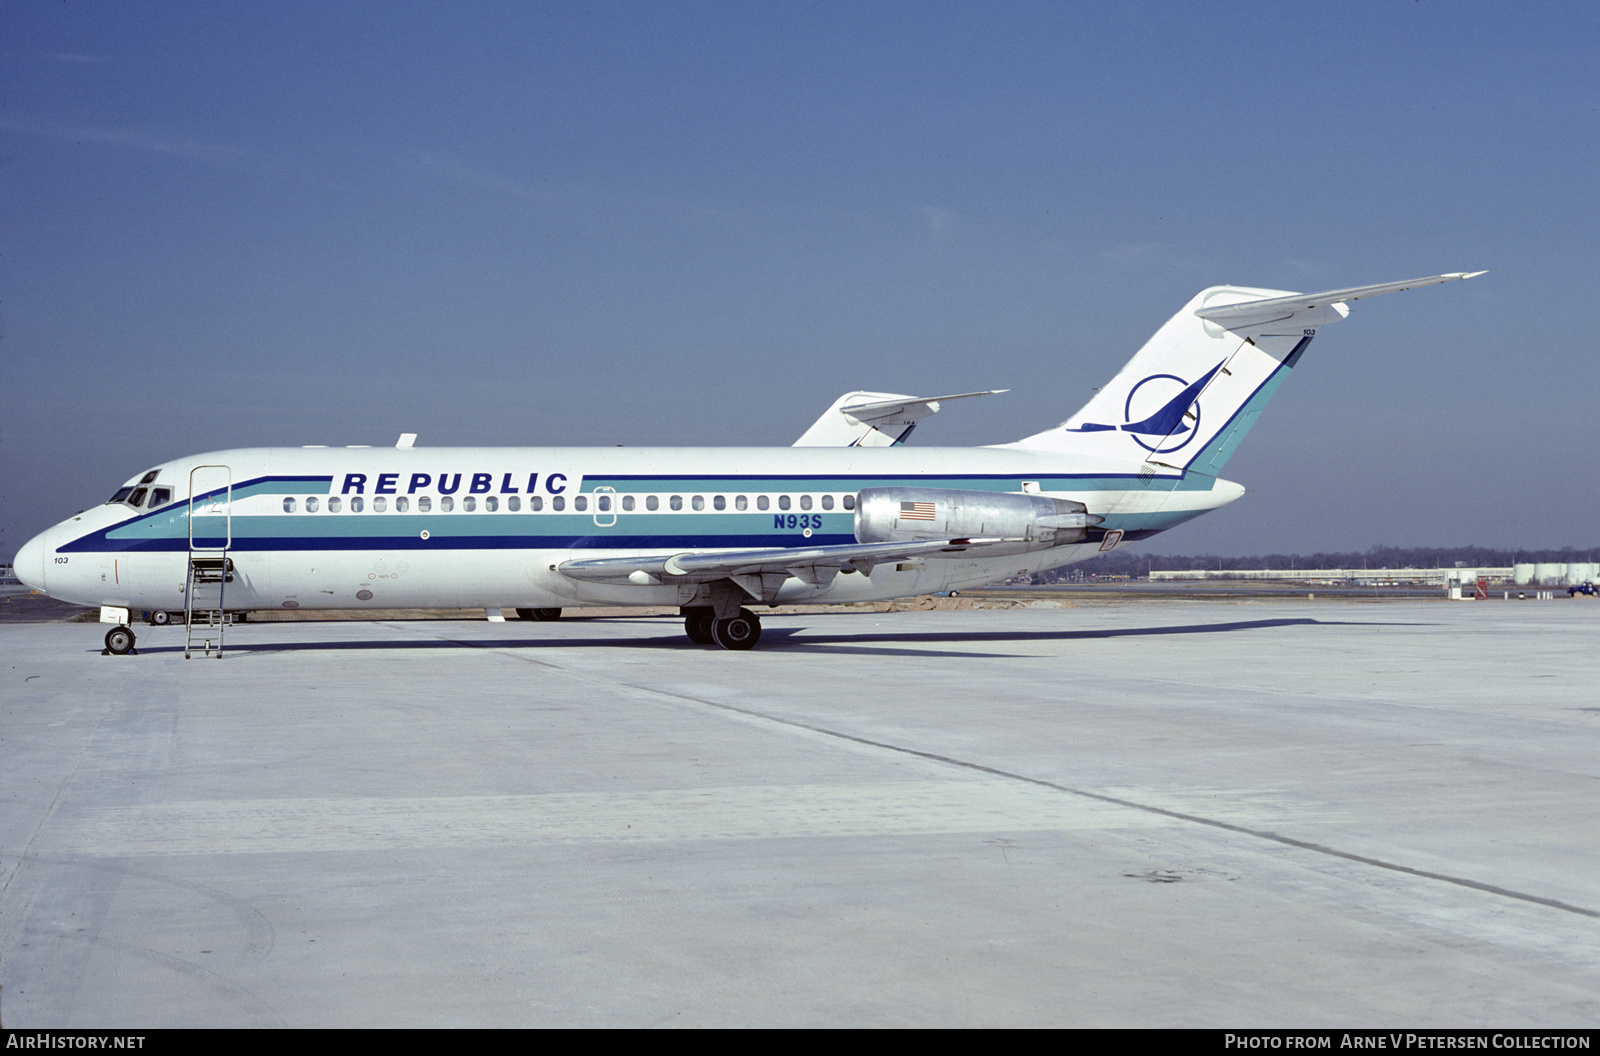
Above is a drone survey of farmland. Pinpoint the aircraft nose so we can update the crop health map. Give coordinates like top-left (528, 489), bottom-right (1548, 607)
top-left (13, 531), bottom-right (49, 593)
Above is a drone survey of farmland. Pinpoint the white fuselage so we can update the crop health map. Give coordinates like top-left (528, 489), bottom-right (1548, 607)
top-left (14, 444), bottom-right (1243, 615)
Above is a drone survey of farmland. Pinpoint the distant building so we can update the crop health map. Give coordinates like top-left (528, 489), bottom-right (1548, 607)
top-left (1149, 567), bottom-right (1513, 586)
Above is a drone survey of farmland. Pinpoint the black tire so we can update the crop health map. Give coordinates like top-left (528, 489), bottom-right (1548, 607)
top-left (105, 626), bottom-right (136, 655)
top-left (532, 608), bottom-right (562, 621)
top-left (684, 608), bottom-right (715, 644)
top-left (710, 610), bottom-right (762, 651)
top-left (515, 608), bottom-right (536, 620)
top-left (149, 610), bottom-right (171, 626)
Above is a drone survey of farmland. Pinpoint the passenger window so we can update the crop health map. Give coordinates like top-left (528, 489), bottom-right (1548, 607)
top-left (485, 496), bottom-right (498, 512)
top-left (843, 495), bottom-right (856, 511)
top-left (129, 487), bottom-right (149, 507)
top-left (597, 495), bottom-right (611, 512)
top-left (670, 495), bottom-right (683, 511)
top-left (417, 496), bottom-right (430, 512)
top-left (373, 497), bottom-right (387, 512)
top-left (821, 494), bottom-right (834, 510)
top-left (462, 496), bottom-right (476, 512)
top-left (778, 495), bottom-right (791, 511)
top-left (150, 488), bottom-right (171, 507)
top-left (306, 497), bottom-right (320, 513)
top-left (552, 496), bottom-right (565, 511)
top-left (283, 497), bottom-right (297, 513)
top-left (799, 495), bottom-right (812, 511)
top-left (735, 495), bottom-right (747, 511)
top-left (396, 497), bottom-right (409, 512)
top-left (440, 496), bottom-right (453, 512)
top-left (757, 495), bottom-right (770, 511)
top-left (329, 497), bottom-right (343, 513)
top-left (507, 496), bottom-right (519, 512)
top-left (530, 496), bottom-right (543, 511)
top-left (691, 495), bottom-right (704, 511)
top-left (622, 495), bottom-right (635, 512)
top-left (574, 496), bottom-right (587, 512)
top-left (351, 496), bottom-right (365, 512)
top-left (713, 495), bottom-right (725, 511)
top-left (646, 495), bottom-right (659, 511)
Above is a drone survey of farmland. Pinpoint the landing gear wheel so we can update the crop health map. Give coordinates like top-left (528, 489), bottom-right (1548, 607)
top-left (104, 626), bottom-right (136, 655)
top-left (710, 609), bottom-right (762, 651)
top-left (532, 608), bottom-right (562, 621)
top-left (684, 608), bottom-right (715, 644)
top-left (149, 610), bottom-right (171, 626)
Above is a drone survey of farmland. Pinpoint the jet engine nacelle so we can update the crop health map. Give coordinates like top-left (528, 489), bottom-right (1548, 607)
top-left (855, 487), bottom-right (1101, 555)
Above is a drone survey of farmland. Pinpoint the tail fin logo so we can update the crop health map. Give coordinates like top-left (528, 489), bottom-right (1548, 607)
top-left (1066, 362), bottom-right (1223, 454)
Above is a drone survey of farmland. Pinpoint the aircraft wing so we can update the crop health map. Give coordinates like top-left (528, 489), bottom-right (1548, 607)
top-left (558, 536), bottom-right (1010, 585)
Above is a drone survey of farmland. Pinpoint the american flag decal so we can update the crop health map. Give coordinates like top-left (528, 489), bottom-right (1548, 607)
top-left (900, 501), bottom-right (937, 521)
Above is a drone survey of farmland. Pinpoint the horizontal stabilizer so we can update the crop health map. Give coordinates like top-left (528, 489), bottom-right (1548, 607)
top-left (838, 389), bottom-right (1009, 425)
top-left (1193, 272), bottom-right (1486, 329)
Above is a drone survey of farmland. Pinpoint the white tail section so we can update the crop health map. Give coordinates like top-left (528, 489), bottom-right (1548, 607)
top-left (1009, 273), bottom-right (1483, 474)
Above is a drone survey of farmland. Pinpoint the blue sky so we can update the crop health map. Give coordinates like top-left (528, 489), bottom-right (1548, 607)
top-left (3, 1), bottom-right (1596, 558)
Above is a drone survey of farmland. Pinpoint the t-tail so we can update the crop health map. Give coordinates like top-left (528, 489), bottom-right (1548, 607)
top-left (1008, 272), bottom-right (1486, 475)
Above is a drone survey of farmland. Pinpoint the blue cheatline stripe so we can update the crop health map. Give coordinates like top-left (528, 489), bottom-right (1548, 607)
top-left (75, 527), bottom-right (1174, 554)
top-left (69, 533), bottom-right (864, 554)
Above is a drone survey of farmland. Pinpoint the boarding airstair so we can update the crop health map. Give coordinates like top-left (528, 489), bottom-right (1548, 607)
top-left (185, 465), bottom-right (232, 659)
top-left (184, 555), bottom-right (232, 658)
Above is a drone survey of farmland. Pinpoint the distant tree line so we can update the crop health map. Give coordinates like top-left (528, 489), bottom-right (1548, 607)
top-left (1026, 545), bottom-right (1599, 583)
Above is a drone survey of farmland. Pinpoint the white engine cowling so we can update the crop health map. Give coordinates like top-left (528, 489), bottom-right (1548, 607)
top-left (855, 487), bottom-right (1101, 555)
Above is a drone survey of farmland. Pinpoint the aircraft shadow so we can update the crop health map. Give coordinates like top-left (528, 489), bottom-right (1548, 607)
top-left (119, 616), bottom-right (1415, 661)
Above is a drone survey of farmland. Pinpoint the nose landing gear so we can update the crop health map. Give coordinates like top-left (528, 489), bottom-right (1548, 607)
top-left (104, 626), bottom-right (137, 656)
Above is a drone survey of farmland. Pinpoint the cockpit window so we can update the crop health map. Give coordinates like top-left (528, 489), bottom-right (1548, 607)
top-left (140, 470), bottom-right (161, 485)
top-left (128, 487), bottom-right (149, 507)
top-left (149, 487), bottom-right (172, 507)
top-left (109, 487), bottom-right (135, 504)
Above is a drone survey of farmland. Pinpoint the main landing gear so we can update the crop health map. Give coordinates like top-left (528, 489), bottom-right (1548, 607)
top-left (515, 608), bottom-right (563, 621)
top-left (683, 606), bottom-right (762, 651)
top-left (104, 626), bottom-right (137, 656)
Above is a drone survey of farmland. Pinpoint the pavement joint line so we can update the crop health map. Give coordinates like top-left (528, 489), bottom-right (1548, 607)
top-left (676, 694), bottom-right (1600, 921)
top-left (374, 618), bottom-right (1600, 922)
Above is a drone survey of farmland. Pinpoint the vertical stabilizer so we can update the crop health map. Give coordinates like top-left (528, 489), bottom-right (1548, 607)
top-left (1008, 272), bottom-right (1483, 474)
